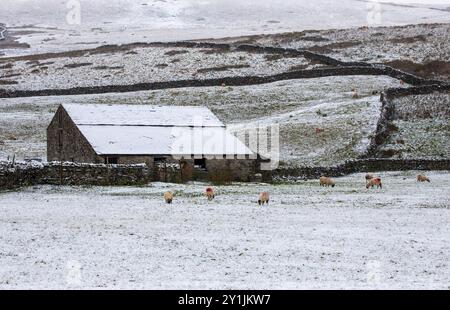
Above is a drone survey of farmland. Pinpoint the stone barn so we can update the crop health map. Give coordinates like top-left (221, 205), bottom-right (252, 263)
top-left (47, 104), bottom-right (265, 181)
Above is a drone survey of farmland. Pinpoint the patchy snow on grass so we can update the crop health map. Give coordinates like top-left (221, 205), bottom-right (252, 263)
top-left (217, 23), bottom-right (450, 65)
top-left (379, 93), bottom-right (450, 159)
top-left (380, 119), bottom-right (450, 159)
top-left (0, 171), bottom-right (449, 289)
top-left (0, 46), bottom-right (314, 91)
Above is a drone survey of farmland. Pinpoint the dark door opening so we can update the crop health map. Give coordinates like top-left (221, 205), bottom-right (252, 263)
top-left (154, 157), bottom-right (166, 164)
top-left (105, 157), bottom-right (118, 164)
top-left (194, 158), bottom-right (206, 169)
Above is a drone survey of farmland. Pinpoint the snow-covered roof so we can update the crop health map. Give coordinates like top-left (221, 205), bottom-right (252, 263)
top-left (62, 104), bottom-right (253, 156)
top-left (78, 125), bottom-right (253, 156)
top-left (62, 103), bottom-right (224, 127)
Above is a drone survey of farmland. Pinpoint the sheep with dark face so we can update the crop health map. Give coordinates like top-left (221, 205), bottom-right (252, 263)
top-left (164, 191), bottom-right (173, 204)
top-left (206, 187), bottom-right (215, 200)
top-left (319, 176), bottom-right (335, 187)
top-left (258, 192), bottom-right (269, 205)
top-left (366, 177), bottom-right (382, 189)
top-left (365, 174), bottom-right (374, 181)
top-left (417, 174), bottom-right (430, 182)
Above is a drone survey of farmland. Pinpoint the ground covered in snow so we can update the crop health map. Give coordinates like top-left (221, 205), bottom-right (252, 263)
top-left (378, 92), bottom-right (450, 159)
top-left (0, 45), bottom-right (316, 91)
top-left (1, 0), bottom-right (449, 57)
top-left (0, 170), bottom-right (449, 289)
top-left (0, 75), bottom-right (407, 165)
top-left (213, 23), bottom-right (450, 81)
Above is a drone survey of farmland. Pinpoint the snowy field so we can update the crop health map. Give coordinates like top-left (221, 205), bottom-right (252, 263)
top-left (0, 45), bottom-right (315, 91)
top-left (0, 170), bottom-right (449, 289)
top-left (379, 92), bottom-right (450, 159)
top-left (2, 25), bottom-right (449, 90)
top-left (216, 23), bottom-right (450, 65)
top-left (1, 0), bottom-right (449, 57)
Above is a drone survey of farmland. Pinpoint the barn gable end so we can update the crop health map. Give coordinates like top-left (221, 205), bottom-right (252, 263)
top-left (47, 105), bottom-right (99, 163)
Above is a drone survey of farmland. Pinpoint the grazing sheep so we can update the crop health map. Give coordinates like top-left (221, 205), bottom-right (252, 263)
top-left (417, 174), bottom-right (430, 182)
top-left (206, 187), bottom-right (215, 200)
top-left (366, 177), bottom-right (382, 189)
top-left (164, 191), bottom-right (173, 204)
top-left (319, 176), bottom-right (335, 187)
top-left (258, 192), bottom-right (270, 205)
top-left (352, 91), bottom-right (359, 99)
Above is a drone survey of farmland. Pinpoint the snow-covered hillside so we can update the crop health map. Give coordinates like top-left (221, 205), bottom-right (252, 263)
top-left (0, 45), bottom-right (316, 91)
top-left (1, 0), bottom-right (449, 56)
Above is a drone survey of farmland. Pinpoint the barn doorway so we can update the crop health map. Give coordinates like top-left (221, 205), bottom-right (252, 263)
top-left (194, 158), bottom-right (206, 170)
top-left (104, 157), bottom-right (118, 164)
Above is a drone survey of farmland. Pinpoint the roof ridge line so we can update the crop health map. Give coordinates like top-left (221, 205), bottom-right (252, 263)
top-left (76, 124), bottom-right (226, 128)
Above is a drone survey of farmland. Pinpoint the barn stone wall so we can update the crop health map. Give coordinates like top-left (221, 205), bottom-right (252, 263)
top-left (1, 159), bottom-right (449, 190)
top-left (110, 155), bottom-right (154, 168)
top-left (47, 105), bottom-right (98, 163)
top-left (272, 158), bottom-right (450, 181)
top-left (152, 158), bottom-right (260, 183)
top-left (205, 158), bottom-right (258, 182)
top-left (0, 161), bottom-right (151, 190)
top-left (0, 157), bottom-right (260, 190)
